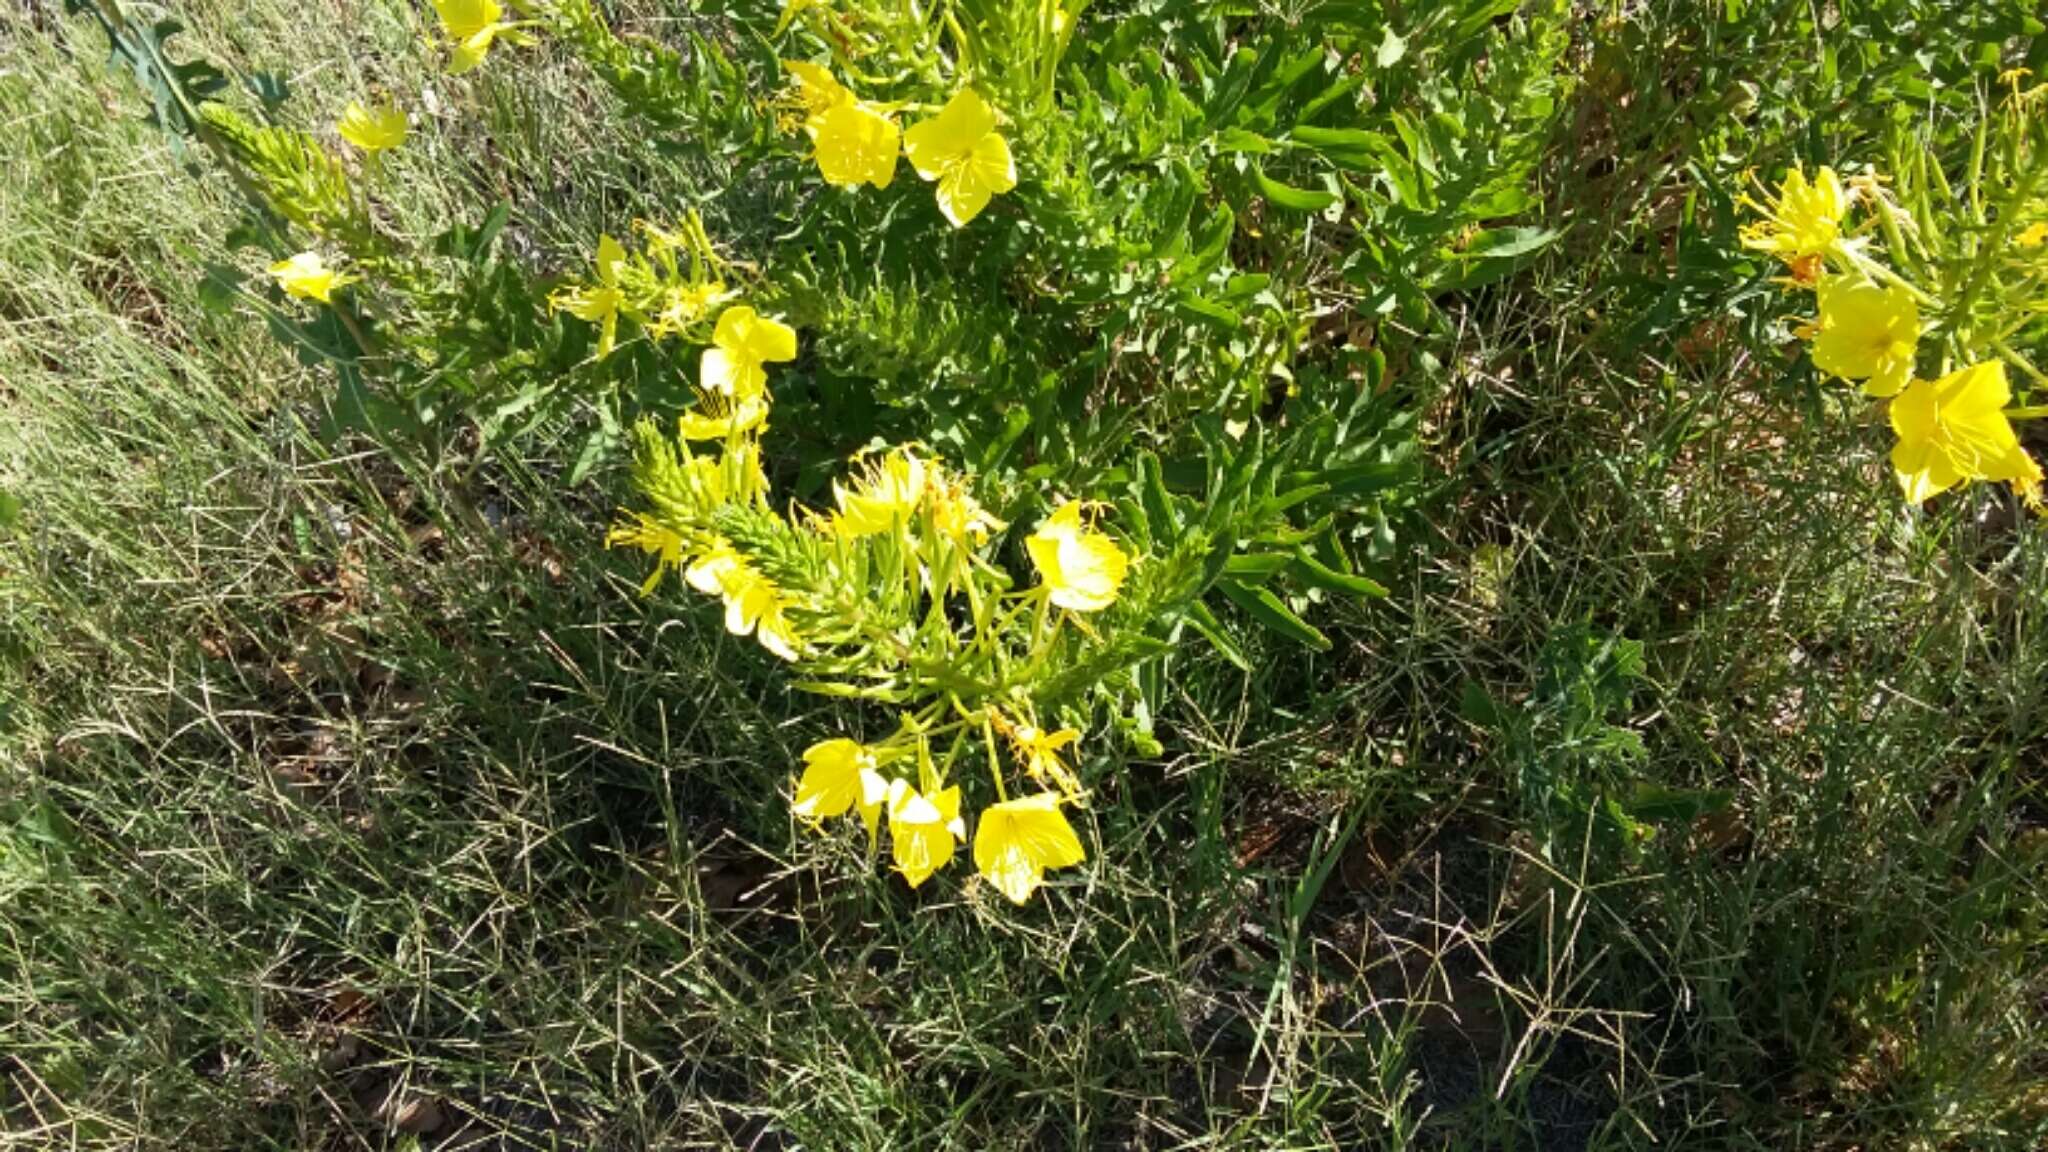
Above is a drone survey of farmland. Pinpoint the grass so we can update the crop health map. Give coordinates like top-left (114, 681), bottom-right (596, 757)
top-left (3, 1), bottom-right (2045, 1149)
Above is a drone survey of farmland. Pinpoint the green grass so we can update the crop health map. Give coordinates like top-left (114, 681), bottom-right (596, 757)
top-left (3, 1), bottom-right (2045, 1149)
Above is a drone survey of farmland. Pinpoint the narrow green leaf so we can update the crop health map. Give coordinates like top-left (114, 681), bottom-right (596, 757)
top-left (1290, 553), bottom-right (1389, 598)
top-left (1254, 164), bottom-right (1339, 211)
top-left (1218, 580), bottom-right (1331, 650)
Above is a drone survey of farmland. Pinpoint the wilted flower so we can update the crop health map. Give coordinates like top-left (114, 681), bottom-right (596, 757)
top-left (605, 514), bottom-right (686, 594)
top-left (1740, 165), bottom-right (1852, 281)
top-left (337, 98), bottom-right (408, 152)
top-left (550, 234), bottom-right (629, 359)
top-left (1005, 722), bottom-right (1082, 798)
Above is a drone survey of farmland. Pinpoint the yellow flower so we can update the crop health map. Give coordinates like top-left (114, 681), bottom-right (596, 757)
top-left (886, 779), bottom-right (964, 888)
top-left (337, 98), bottom-right (408, 152)
top-left (927, 465), bottom-right (1003, 546)
top-left (1889, 361), bottom-right (2040, 505)
top-left (605, 513), bottom-right (686, 595)
top-left (268, 251), bottom-right (356, 302)
top-left (1740, 165), bottom-right (1851, 281)
top-left (685, 542), bottom-right (802, 660)
top-left (782, 61), bottom-right (899, 190)
top-left (902, 88), bottom-right (1017, 227)
top-left (647, 280), bottom-right (731, 338)
top-left (832, 448), bottom-right (927, 536)
top-left (1809, 276), bottom-right (1919, 397)
top-left (2017, 222), bottom-right (2048, 249)
top-left (974, 792), bottom-right (1086, 904)
top-left (702, 305), bottom-right (798, 401)
top-left (677, 393), bottom-right (769, 441)
top-left (774, 0), bottom-right (819, 37)
top-left (1010, 724), bottom-right (1082, 797)
top-left (783, 59), bottom-right (850, 119)
top-left (812, 100), bottom-right (901, 190)
top-left (1026, 501), bottom-right (1129, 611)
top-left (432, 0), bottom-right (528, 75)
top-left (550, 234), bottom-right (628, 359)
top-left (792, 739), bottom-right (889, 838)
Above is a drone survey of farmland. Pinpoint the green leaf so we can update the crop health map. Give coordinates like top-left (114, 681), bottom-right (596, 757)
top-left (1222, 552), bottom-right (1292, 584)
top-left (1457, 226), bottom-right (1563, 261)
top-left (1217, 579), bottom-right (1331, 651)
top-left (1184, 601), bottom-right (1251, 672)
top-left (1254, 164), bottom-right (1339, 212)
top-left (0, 488), bottom-right (20, 532)
top-left (1290, 553), bottom-right (1389, 598)
top-left (1175, 293), bottom-right (1242, 332)
top-left (1213, 127), bottom-right (1275, 154)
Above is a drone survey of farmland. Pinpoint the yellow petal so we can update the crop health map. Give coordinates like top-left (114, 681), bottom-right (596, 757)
top-left (714, 306), bottom-right (799, 366)
top-left (903, 88), bottom-right (999, 179)
top-left (792, 738), bottom-right (871, 821)
top-left (337, 99), bottom-right (408, 152)
top-left (432, 0), bottom-right (501, 40)
top-left (812, 101), bottom-right (900, 190)
top-left (973, 793), bottom-right (1086, 904)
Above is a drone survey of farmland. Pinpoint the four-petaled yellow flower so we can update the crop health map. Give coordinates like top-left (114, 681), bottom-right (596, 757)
top-left (974, 792), bottom-right (1086, 904)
top-left (337, 99), bottom-right (408, 152)
top-left (1026, 501), bottom-right (1129, 611)
top-left (792, 738), bottom-right (889, 838)
top-left (550, 234), bottom-right (629, 360)
top-left (2017, 221), bottom-right (2048, 249)
top-left (702, 305), bottom-right (798, 401)
top-left (268, 251), bottom-right (356, 302)
top-left (1810, 276), bottom-right (1919, 398)
top-left (903, 88), bottom-right (1018, 227)
top-left (432, 0), bottom-right (528, 75)
top-left (1740, 165), bottom-right (1851, 281)
top-left (886, 779), bottom-right (964, 888)
top-left (833, 448), bottom-right (928, 536)
top-left (1889, 361), bottom-right (2041, 505)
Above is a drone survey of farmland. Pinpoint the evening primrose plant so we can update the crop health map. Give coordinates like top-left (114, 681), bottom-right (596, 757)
top-left (609, 349), bottom-right (1140, 902)
top-left (1741, 78), bottom-right (2048, 509)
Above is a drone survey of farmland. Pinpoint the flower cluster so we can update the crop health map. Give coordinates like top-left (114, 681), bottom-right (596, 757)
top-left (608, 318), bottom-right (1142, 901)
top-left (782, 65), bottom-right (1018, 227)
top-left (548, 216), bottom-right (736, 360)
top-left (1742, 165), bottom-right (2043, 507)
